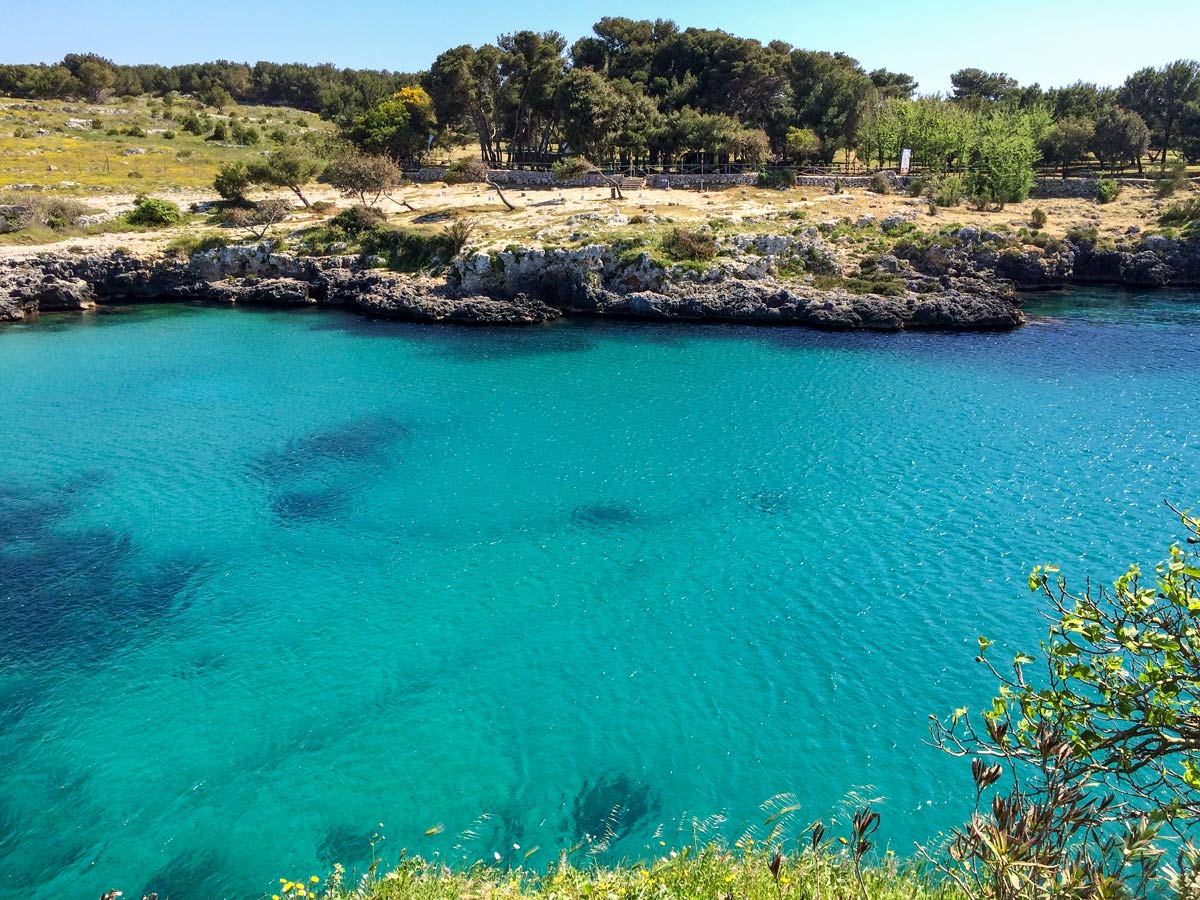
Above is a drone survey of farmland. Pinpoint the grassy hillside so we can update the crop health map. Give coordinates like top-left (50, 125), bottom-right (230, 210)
top-left (0, 96), bottom-right (332, 193)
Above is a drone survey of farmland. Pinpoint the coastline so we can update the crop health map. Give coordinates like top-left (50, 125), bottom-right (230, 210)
top-left (3, 222), bottom-right (1198, 333)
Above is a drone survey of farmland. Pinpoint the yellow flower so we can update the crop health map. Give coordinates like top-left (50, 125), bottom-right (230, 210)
top-left (273, 895), bottom-right (281, 899)
top-left (310, 877), bottom-right (321, 884)
top-left (283, 883), bottom-right (294, 892)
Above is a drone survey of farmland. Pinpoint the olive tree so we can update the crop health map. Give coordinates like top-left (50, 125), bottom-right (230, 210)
top-left (248, 146), bottom-right (324, 208)
top-left (325, 149), bottom-right (402, 207)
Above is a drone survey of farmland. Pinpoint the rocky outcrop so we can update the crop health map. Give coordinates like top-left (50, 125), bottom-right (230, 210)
top-left (3, 227), bottom-right (1196, 331)
top-left (555, 279), bottom-right (1021, 331)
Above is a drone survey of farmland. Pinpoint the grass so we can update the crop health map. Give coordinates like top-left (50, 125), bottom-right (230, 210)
top-left (294, 842), bottom-right (962, 900)
top-left (0, 97), bottom-right (332, 192)
top-left (0, 211), bottom-right (201, 247)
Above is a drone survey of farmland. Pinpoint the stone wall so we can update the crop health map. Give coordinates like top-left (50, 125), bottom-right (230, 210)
top-left (410, 167), bottom-right (1152, 201)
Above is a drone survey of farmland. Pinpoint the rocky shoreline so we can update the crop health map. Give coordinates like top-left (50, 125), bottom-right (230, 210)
top-left (2, 224), bottom-right (1197, 332)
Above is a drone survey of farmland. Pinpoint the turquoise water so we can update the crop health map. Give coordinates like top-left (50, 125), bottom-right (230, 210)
top-left (1, 288), bottom-right (1198, 900)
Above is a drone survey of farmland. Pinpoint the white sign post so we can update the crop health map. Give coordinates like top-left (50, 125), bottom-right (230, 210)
top-left (899, 148), bottom-right (912, 176)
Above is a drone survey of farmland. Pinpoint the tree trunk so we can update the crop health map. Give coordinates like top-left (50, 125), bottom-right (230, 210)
top-left (485, 177), bottom-right (517, 210)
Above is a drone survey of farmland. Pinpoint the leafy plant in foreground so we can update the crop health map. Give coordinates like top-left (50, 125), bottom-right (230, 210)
top-left (929, 503), bottom-right (1200, 898)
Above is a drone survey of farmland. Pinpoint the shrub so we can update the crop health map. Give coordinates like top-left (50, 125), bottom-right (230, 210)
top-left (163, 232), bottom-right (229, 258)
top-left (1096, 177), bottom-right (1121, 203)
top-left (443, 157), bottom-right (489, 184)
top-left (1156, 162), bottom-right (1189, 198)
top-left (179, 113), bottom-right (206, 136)
top-left (868, 171), bottom-right (892, 194)
top-left (1029, 207), bottom-right (1047, 229)
top-left (551, 156), bottom-right (593, 181)
top-left (122, 125), bottom-right (146, 138)
top-left (208, 122), bottom-right (229, 142)
top-left (357, 226), bottom-right (456, 271)
top-left (162, 130), bottom-right (176, 140)
top-left (931, 175), bottom-right (966, 208)
top-left (906, 177), bottom-right (926, 197)
top-left (10, 196), bottom-right (94, 231)
top-left (232, 124), bottom-right (261, 146)
top-left (661, 227), bottom-right (717, 262)
top-left (1064, 225), bottom-right (1100, 244)
top-left (756, 168), bottom-right (796, 189)
top-left (330, 205), bottom-right (387, 234)
top-left (269, 128), bottom-right (289, 144)
top-left (929, 506), bottom-right (1200, 900)
top-left (125, 196), bottom-right (183, 227)
top-left (1160, 197), bottom-right (1200, 226)
top-left (224, 199), bottom-right (289, 240)
top-left (309, 200), bottom-right (337, 214)
top-left (213, 162), bottom-right (252, 204)
top-left (441, 218), bottom-right (476, 256)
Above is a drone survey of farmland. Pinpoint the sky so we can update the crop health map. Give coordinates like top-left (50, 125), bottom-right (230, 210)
top-left (2, 0), bottom-right (1197, 94)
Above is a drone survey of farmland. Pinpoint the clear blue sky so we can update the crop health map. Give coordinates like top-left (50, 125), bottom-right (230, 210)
top-left (2, 0), bottom-right (1196, 94)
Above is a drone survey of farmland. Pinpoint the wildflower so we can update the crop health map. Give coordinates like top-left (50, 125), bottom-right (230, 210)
top-left (494, 851), bottom-right (502, 861)
top-left (273, 895), bottom-right (280, 900)
top-left (512, 843), bottom-right (520, 850)
top-left (310, 877), bottom-right (320, 884)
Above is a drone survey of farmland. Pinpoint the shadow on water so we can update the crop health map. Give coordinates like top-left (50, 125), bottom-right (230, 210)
top-left (0, 476), bottom-right (213, 668)
top-left (142, 848), bottom-right (231, 900)
top-left (251, 416), bottom-right (408, 526)
top-left (570, 503), bottom-right (641, 529)
top-left (569, 772), bottom-right (659, 850)
top-left (317, 823), bottom-right (377, 870)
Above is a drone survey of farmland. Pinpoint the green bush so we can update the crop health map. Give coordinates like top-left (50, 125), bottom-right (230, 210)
top-left (1156, 162), bottom-right (1189, 199)
top-left (661, 226), bottom-right (718, 262)
top-left (179, 113), bottom-right (206, 136)
top-left (125, 196), bottom-right (183, 227)
top-left (1160, 197), bottom-right (1200, 226)
top-left (441, 218), bottom-right (476, 256)
top-left (551, 156), bottom-right (593, 181)
top-left (1065, 225), bottom-right (1100, 244)
top-left (931, 175), bottom-right (966, 208)
top-left (1029, 207), bottom-right (1047, 229)
top-left (213, 162), bottom-right (252, 204)
top-left (869, 171), bottom-right (892, 194)
top-left (163, 232), bottom-right (229, 258)
top-left (330, 205), bottom-right (387, 234)
top-left (1096, 178), bottom-right (1121, 203)
top-left (162, 130), bottom-right (176, 140)
top-left (906, 177), bottom-right (926, 197)
top-left (757, 168), bottom-right (796, 189)
top-left (232, 124), bottom-right (261, 146)
top-left (443, 157), bottom-right (489, 184)
top-left (358, 225), bottom-right (457, 271)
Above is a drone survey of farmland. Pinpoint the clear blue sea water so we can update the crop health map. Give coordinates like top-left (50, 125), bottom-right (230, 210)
top-left (1, 288), bottom-right (1198, 900)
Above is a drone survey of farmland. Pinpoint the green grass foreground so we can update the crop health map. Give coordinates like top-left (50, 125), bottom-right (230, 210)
top-left (278, 844), bottom-right (962, 900)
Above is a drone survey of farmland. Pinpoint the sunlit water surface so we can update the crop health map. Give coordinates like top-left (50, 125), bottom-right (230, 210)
top-left (1, 287), bottom-right (1198, 899)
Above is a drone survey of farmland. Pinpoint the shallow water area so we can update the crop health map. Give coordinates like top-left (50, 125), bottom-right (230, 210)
top-left (1, 286), bottom-right (1198, 899)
